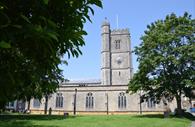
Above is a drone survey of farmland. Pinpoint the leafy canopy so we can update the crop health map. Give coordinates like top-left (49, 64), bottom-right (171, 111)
top-left (0, 0), bottom-right (102, 107)
top-left (129, 12), bottom-right (195, 109)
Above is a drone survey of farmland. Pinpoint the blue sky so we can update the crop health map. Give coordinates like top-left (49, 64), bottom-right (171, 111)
top-left (60, 0), bottom-right (195, 80)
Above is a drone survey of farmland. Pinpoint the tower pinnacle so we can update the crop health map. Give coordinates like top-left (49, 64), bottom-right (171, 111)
top-left (102, 17), bottom-right (110, 27)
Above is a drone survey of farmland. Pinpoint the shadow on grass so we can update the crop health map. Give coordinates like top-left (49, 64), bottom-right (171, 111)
top-left (133, 114), bottom-right (164, 119)
top-left (0, 120), bottom-right (58, 127)
top-left (133, 113), bottom-right (195, 121)
top-left (173, 112), bottom-right (195, 121)
top-left (0, 114), bottom-right (77, 121)
top-left (0, 114), bottom-right (82, 127)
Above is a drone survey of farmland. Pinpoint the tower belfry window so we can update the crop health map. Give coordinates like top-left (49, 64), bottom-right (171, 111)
top-left (115, 40), bottom-right (121, 49)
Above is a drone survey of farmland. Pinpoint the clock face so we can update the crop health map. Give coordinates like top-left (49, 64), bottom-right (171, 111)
top-left (116, 57), bottom-right (122, 65)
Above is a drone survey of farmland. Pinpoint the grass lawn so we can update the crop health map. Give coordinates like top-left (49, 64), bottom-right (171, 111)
top-left (0, 114), bottom-right (192, 127)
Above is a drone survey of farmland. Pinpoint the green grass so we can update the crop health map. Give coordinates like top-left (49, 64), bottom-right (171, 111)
top-left (0, 114), bottom-right (192, 127)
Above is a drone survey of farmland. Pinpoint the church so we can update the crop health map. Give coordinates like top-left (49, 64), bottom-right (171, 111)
top-left (27, 20), bottom-right (181, 114)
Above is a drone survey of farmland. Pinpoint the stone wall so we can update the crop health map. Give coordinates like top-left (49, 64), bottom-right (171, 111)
top-left (30, 85), bottom-right (174, 114)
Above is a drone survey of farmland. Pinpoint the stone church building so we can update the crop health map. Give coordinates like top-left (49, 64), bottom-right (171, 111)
top-left (28, 20), bottom-right (182, 115)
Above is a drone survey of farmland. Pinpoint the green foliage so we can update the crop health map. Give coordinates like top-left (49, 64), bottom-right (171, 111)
top-left (0, 41), bottom-right (11, 48)
top-left (0, 0), bottom-right (102, 108)
top-left (129, 12), bottom-right (195, 114)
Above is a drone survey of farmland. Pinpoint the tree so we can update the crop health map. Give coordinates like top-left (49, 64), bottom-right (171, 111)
top-left (0, 0), bottom-right (102, 109)
top-left (128, 12), bottom-right (195, 116)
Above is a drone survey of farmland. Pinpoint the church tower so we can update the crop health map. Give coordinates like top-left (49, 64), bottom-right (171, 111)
top-left (101, 19), bottom-right (111, 85)
top-left (101, 19), bottom-right (133, 85)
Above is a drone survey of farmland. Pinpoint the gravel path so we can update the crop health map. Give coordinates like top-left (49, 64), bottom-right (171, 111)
top-left (191, 121), bottom-right (195, 127)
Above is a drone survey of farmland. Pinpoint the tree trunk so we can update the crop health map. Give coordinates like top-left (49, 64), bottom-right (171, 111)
top-left (189, 97), bottom-right (192, 107)
top-left (176, 96), bottom-right (183, 116)
top-left (27, 100), bottom-right (30, 110)
top-left (44, 95), bottom-right (48, 115)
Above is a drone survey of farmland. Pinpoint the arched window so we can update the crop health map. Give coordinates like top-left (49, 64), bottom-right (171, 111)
top-left (86, 93), bottom-right (94, 109)
top-left (118, 92), bottom-right (126, 109)
top-left (33, 99), bottom-right (40, 108)
top-left (147, 97), bottom-right (155, 108)
top-left (56, 93), bottom-right (63, 108)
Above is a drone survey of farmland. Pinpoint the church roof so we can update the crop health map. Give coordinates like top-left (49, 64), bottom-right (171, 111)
top-left (60, 79), bottom-right (101, 86)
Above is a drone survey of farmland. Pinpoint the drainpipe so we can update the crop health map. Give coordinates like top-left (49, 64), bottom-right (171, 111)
top-left (73, 89), bottom-right (77, 115)
top-left (139, 91), bottom-right (142, 114)
top-left (106, 93), bottom-right (109, 115)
